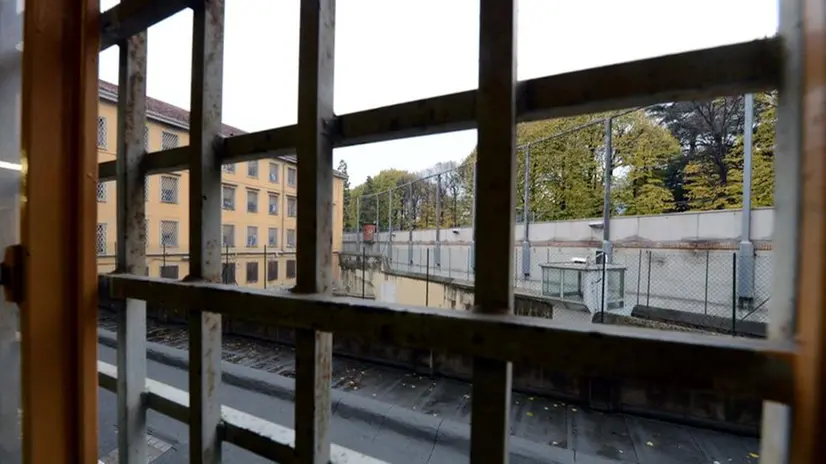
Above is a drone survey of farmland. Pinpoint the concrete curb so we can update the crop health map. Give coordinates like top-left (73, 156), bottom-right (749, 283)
top-left (97, 329), bottom-right (571, 463)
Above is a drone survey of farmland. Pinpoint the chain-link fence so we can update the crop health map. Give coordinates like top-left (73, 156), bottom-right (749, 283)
top-left (344, 239), bottom-right (771, 333)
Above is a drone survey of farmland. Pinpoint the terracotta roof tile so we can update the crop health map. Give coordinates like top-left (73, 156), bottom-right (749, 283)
top-left (99, 80), bottom-right (245, 136)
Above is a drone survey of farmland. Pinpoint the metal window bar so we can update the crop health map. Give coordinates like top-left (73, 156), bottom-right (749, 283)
top-left (161, 130), bottom-right (179, 150)
top-left (222, 185), bottom-right (235, 210)
top-left (160, 175), bottom-right (179, 204)
top-left (160, 220), bottom-right (178, 248)
top-left (96, 223), bottom-right (107, 256)
top-left (97, 116), bottom-right (108, 149)
top-left (97, 182), bottom-right (107, 202)
top-left (94, 0), bottom-right (818, 462)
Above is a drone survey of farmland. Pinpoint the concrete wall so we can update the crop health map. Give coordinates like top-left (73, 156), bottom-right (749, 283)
top-left (342, 209), bottom-right (775, 323)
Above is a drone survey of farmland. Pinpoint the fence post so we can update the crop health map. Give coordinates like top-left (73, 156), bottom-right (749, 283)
top-left (732, 252), bottom-right (737, 336)
top-left (636, 249), bottom-right (642, 306)
top-left (425, 249), bottom-right (430, 306)
top-left (408, 183), bottom-right (414, 265)
top-left (388, 189), bottom-right (393, 261)
top-left (521, 145), bottom-right (531, 278)
top-left (704, 250), bottom-right (710, 315)
top-left (362, 247), bottom-right (366, 299)
top-left (435, 174), bottom-right (441, 267)
top-left (646, 250), bottom-right (652, 307)
top-left (162, 242), bottom-right (166, 268)
top-left (600, 253), bottom-right (607, 323)
top-left (448, 247), bottom-right (452, 278)
top-left (263, 244), bottom-right (267, 289)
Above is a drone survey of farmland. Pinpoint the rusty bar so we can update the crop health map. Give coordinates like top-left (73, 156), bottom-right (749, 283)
top-left (20, 0), bottom-right (99, 461)
top-left (791, 0), bottom-right (826, 461)
top-left (96, 38), bottom-right (780, 183)
top-left (471, 0), bottom-right (517, 462)
top-left (114, 32), bottom-right (149, 464)
top-left (759, 1), bottom-right (803, 461)
top-left (187, 0), bottom-right (225, 462)
top-left (293, 0), bottom-right (335, 462)
top-left (100, 0), bottom-right (192, 51)
top-left (105, 274), bottom-right (795, 403)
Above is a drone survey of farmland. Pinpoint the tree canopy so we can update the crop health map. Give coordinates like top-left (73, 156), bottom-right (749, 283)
top-left (343, 94), bottom-right (776, 229)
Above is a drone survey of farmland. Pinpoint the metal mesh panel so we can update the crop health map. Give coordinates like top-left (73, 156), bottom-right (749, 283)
top-left (247, 160), bottom-right (258, 178)
top-left (160, 220), bottom-right (178, 248)
top-left (160, 176), bottom-right (178, 204)
top-left (161, 131), bottom-right (179, 150)
top-left (96, 182), bottom-right (106, 202)
top-left (96, 223), bottom-right (107, 255)
top-left (268, 193), bottom-right (279, 215)
top-left (222, 185), bottom-right (235, 210)
top-left (143, 125), bottom-right (149, 151)
top-left (246, 226), bottom-right (258, 247)
top-left (97, 116), bottom-right (107, 149)
top-left (222, 224), bottom-right (235, 247)
top-left (268, 227), bottom-right (278, 247)
top-left (145, 176), bottom-right (150, 202)
top-left (247, 189), bottom-right (258, 213)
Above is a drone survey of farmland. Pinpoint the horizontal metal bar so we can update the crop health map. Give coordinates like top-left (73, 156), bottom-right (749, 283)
top-left (97, 38), bottom-right (780, 182)
top-left (100, 0), bottom-right (193, 51)
top-left (104, 274), bottom-right (794, 403)
top-left (98, 361), bottom-right (385, 463)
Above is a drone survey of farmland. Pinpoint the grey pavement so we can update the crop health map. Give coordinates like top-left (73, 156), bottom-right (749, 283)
top-left (96, 325), bottom-right (764, 463)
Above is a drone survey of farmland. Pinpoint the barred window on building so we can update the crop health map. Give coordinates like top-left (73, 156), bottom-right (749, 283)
top-left (286, 259), bottom-right (296, 279)
top-left (247, 189), bottom-right (258, 213)
top-left (248, 160), bottom-right (258, 178)
top-left (223, 163), bottom-right (236, 174)
top-left (160, 220), bottom-right (178, 248)
top-left (160, 265), bottom-right (179, 279)
top-left (161, 131), bottom-right (179, 150)
top-left (222, 263), bottom-right (236, 284)
top-left (287, 196), bottom-right (297, 217)
top-left (268, 192), bottom-right (279, 215)
top-left (246, 261), bottom-right (259, 283)
top-left (267, 260), bottom-right (278, 281)
top-left (286, 229), bottom-right (296, 249)
top-left (247, 226), bottom-right (258, 248)
top-left (97, 182), bottom-right (106, 202)
top-left (222, 224), bottom-right (235, 247)
top-left (143, 125), bottom-right (149, 151)
top-left (97, 117), bottom-right (107, 149)
top-left (287, 167), bottom-right (297, 187)
top-left (223, 184), bottom-right (236, 210)
top-left (268, 227), bottom-right (278, 247)
top-left (96, 223), bottom-right (107, 256)
top-left (160, 175), bottom-right (179, 204)
top-left (269, 162), bottom-right (279, 183)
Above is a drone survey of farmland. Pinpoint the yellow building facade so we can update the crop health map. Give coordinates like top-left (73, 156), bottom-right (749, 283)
top-left (95, 81), bottom-right (345, 289)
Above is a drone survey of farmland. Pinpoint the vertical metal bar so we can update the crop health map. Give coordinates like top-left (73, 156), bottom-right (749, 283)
top-left (20, 0), bottom-right (100, 460)
top-left (731, 253), bottom-right (737, 336)
top-left (435, 174), bottom-right (441, 267)
top-left (408, 183), bottom-right (414, 264)
top-left (470, 161), bottom-right (477, 270)
top-left (425, 249), bottom-right (430, 306)
top-left (602, 117), bottom-right (613, 263)
top-left (388, 189), bottom-right (393, 260)
top-left (188, 0), bottom-right (225, 461)
top-left (362, 247), bottom-right (366, 299)
top-left (761, 0), bottom-right (802, 459)
top-left (790, 0), bottom-right (826, 459)
top-left (115, 32), bottom-right (148, 464)
top-left (521, 145), bottom-right (531, 278)
top-left (294, 0), bottom-right (335, 462)
top-left (646, 251), bottom-right (652, 307)
top-left (472, 0), bottom-right (516, 462)
top-left (355, 196), bottom-right (360, 239)
top-left (738, 94), bottom-right (755, 306)
top-left (375, 193), bottom-right (380, 236)
top-left (636, 249), bottom-right (642, 306)
top-left (264, 244), bottom-right (267, 289)
top-left (704, 250), bottom-right (710, 315)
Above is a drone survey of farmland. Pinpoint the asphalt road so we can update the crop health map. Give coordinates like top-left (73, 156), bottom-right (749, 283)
top-left (97, 340), bottom-right (763, 464)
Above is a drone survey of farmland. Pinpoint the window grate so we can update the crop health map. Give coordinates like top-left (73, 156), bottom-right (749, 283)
top-left (268, 192), bottom-right (279, 215)
top-left (223, 163), bottom-right (236, 174)
top-left (160, 220), bottom-right (178, 248)
top-left (268, 227), bottom-right (278, 247)
top-left (222, 185), bottom-right (235, 210)
top-left (269, 162), bottom-right (279, 183)
top-left (222, 224), bottom-right (235, 248)
top-left (286, 229), bottom-right (296, 249)
top-left (246, 261), bottom-right (258, 283)
top-left (96, 223), bottom-right (107, 256)
top-left (287, 196), bottom-right (296, 217)
top-left (97, 182), bottom-right (107, 202)
top-left (97, 116), bottom-right (107, 149)
top-left (161, 131), bottom-right (179, 150)
top-left (160, 175), bottom-right (178, 204)
top-left (287, 167), bottom-right (297, 187)
top-left (143, 125), bottom-right (149, 151)
top-left (247, 160), bottom-right (258, 178)
top-left (267, 260), bottom-right (278, 281)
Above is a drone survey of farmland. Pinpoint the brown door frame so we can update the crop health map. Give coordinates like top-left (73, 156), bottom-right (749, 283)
top-left (19, 0), bottom-right (99, 462)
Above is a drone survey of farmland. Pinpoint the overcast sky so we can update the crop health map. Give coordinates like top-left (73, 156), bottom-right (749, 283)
top-left (99, 0), bottom-right (777, 186)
